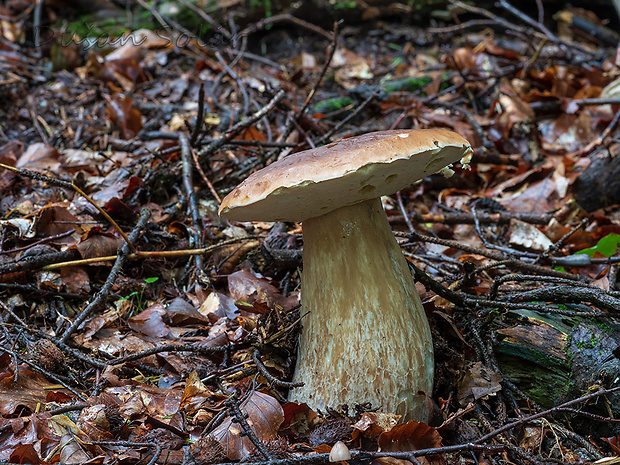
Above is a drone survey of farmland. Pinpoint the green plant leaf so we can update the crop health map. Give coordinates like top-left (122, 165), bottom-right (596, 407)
top-left (575, 233), bottom-right (620, 258)
top-left (144, 277), bottom-right (159, 284)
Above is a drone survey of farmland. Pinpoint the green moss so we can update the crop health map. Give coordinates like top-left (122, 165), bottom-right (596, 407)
top-left (496, 349), bottom-right (571, 407)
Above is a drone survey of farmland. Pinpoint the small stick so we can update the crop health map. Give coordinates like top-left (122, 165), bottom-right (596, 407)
top-left (252, 349), bottom-right (303, 388)
top-left (196, 89), bottom-right (286, 160)
top-left (474, 386), bottom-right (620, 444)
top-left (402, 231), bottom-right (590, 282)
top-left (239, 13), bottom-right (333, 41)
top-left (109, 343), bottom-right (227, 366)
top-left (180, 134), bottom-right (204, 272)
top-left (0, 229), bottom-right (76, 256)
top-left (42, 236), bottom-right (257, 270)
top-left (91, 441), bottom-right (162, 465)
top-left (191, 144), bottom-right (222, 204)
top-left (298, 21), bottom-right (340, 119)
top-left (225, 393), bottom-right (273, 461)
top-left (190, 83), bottom-right (205, 145)
top-left (497, 0), bottom-right (557, 41)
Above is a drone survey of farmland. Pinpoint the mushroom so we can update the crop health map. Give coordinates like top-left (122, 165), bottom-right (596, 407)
top-left (219, 129), bottom-right (472, 421)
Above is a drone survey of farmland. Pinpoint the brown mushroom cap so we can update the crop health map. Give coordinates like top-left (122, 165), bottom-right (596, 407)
top-left (219, 129), bottom-right (472, 222)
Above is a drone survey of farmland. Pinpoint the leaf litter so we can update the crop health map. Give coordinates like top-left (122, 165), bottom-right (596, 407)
top-left (1, 1), bottom-right (620, 464)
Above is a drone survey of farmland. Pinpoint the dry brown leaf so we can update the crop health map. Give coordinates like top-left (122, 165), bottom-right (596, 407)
top-left (456, 362), bottom-right (502, 406)
top-left (352, 412), bottom-right (401, 440)
top-left (209, 391), bottom-right (285, 460)
top-left (165, 297), bottom-right (209, 326)
top-left (0, 361), bottom-right (73, 415)
top-left (76, 404), bottom-right (114, 442)
top-left (60, 266), bottom-right (91, 295)
top-left (280, 402), bottom-right (318, 440)
top-left (180, 371), bottom-right (227, 414)
top-left (378, 421), bottom-right (443, 453)
top-left (77, 232), bottom-right (124, 259)
top-left (199, 292), bottom-right (240, 322)
top-left (105, 95), bottom-right (143, 139)
top-left (33, 205), bottom-right (80, 238)
top-left (127, 303), bottom-right (171, 339)
top-left (16, 143), bottom-right (61, 172)
top-left (228, 269), bottom-right (298, 311)
top-left (374, 457), bottom-right (415, 465)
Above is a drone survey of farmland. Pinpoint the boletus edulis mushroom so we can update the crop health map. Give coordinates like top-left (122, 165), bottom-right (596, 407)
top-left (219, 129), bottom-right (473, 421)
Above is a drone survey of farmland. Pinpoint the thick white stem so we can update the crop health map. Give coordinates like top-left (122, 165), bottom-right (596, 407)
top-left (288, 198), bottom-right (434, 421)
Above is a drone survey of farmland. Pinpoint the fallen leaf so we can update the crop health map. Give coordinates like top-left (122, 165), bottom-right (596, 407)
top-left (378, 421), bottom-right (443, 464)
top-left (209, 391), bottom-right (284, 460)
top-left (456, 362), bottom-right (502, 406)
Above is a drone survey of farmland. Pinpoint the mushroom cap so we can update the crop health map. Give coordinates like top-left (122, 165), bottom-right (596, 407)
top-left (219, 128), bottom-right (472, 222)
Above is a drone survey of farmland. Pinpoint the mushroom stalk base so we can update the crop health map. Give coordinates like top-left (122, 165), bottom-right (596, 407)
top-left (289, 198), bottom-right (433, 421)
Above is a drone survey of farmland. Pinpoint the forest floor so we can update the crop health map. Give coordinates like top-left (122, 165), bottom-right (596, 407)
top-left (1, 1), bottom-right (620, 464)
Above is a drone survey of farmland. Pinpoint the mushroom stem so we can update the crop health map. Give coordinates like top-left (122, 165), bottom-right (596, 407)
top-left (289, 197), bottom-right (433, 421)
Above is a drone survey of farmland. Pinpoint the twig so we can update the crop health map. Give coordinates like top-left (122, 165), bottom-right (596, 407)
top-left (407, 261), bottom-right (464, 306)
top-left (91, 441), bottom-right (162, 465)
top-left (496, 0), bottom-right (557, 41)
top-left (0, 230), bottom-right (76, 256)
top-left (489, 274), bottom-right (599, 300)
top-left (427, 19), bottom-right (497, 34)
top-left (225, 392), bottom-right (273, 461)
top-left (177, 0), bottom-right (232, 40)
top-left (552, 408), bottom-right (620, 423)
top-left (190, 83), bottom-right (205, 145)
top-left (0, 299), bottom-right (27, 326)
top-left (297, 21), bottom-right (340, 119)
top-left (59, 208), bottom-right (151, 344)
top-left (396, 192), bottom-right (415, 233)
top-left (48, 402), bottom-right (90, 415)
top-left (0, 249), bottom-right (79, 276)
top-left (424, 100), bottom-right (494, 149)
top-left (42, 236), bottom-right (258, 270)
top-left (215, 443), bottom-right (505, 465)
top-left (13, 326), bottom-right (108, 368)
top-left (105, 343), bottom-right (228, 367)
top-left (196, 89), bottom-right (285, 161)
top-left (180, 134), bottom-right (204, 272)
top-left (33, 0), bottom-right (43, 57)
top-left (505, 285), bottom-right (620, 313)
top-left (239, 13), bottom-right (333, 41)
top-left (401, 231), bottom-right (590, 282)
top-left (252, 349), bottom-right (303, 388)
top-left (403, 210), bottom-right (553, 225)
top-left (464, 297), bottom-right (605, 318)
top-left (213, 49), bottom-right (249, 117)
top-left (474, 386), bottom-right (620, 444)
top-left (448, 0), bottom-right (594, 56)
top-left (315, 87), bottom-right (381, 145)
